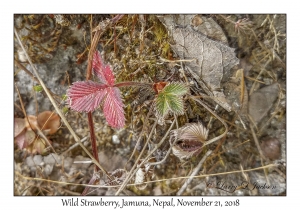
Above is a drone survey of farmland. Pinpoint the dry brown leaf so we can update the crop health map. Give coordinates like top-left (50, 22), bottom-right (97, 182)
top-left (26, 137), bottom-right (47, 154)
top-left (14, 129), bottom-right (26, 149)
top-left (25, 115), bottom-right (39, 131)
top-left (158, 15), bottom-right (239, 111)
top-left (171, 123), bottom-right (209, 160)
top-left (37, 111), bottom-right (60, 135)
top-left (14, 118), bottom-right (25, 137)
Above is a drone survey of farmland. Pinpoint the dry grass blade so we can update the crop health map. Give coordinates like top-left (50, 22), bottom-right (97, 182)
top-left (191, 96), bottom-right (228, 147)
top-left (177, 150), bottom-right (212, 195)
top-left (15, 163), bottom-right (277, 189)
top-left (15, 83), bottom-right (56, 154)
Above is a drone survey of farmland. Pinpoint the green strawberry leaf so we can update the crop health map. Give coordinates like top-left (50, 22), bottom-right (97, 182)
top-left (155, 82), bottom-right (188, 118)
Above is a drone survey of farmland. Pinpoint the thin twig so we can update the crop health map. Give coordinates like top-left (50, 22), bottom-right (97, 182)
top-left (148, 118), bottom-right (178, 167)
top-left (117, 119), bottom-right (176, 195)
top-left (250, 124), bottom-right (266, 160)
top-left (191, 96), bottom-right (228, 147)
top-left (61, 136), bottom-right (89, 155)
top-left (14, 58), bottom-right (59, 100)
top-left (35, 125), bottom-right (57, 154)
top-left (16, 163), bottom-right (277, 189)
top-left (177, 150), bottom-right (212, 195)
top-left (250, 124), bottom-right (270, 185)
top-left (115, 119), bottom-right (158, 195)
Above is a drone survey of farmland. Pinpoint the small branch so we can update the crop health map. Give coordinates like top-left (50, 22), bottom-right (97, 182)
top-left (148, 117), bottom-right (179, 167)
top-left (14, 59), bottom-right (39, 84)
top-left (177, 150), bottom-right (212, 195)
top-left (250, 124), bottom-right (270, 185)
top-left (250, 124), bottom-right (267, 160)
top-left (35, 126), bottom-right (57, 154)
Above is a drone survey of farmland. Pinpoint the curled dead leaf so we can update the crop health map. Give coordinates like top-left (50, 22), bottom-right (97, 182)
top-left (15, 130), bottom-right (36, 150)
top-left (37, 111), bottom-right (60, 135)
top-left (171, 123), bottom-right (209, 160)
top-left (135, 158), bottom-right (155, 190)
top-left (14, 129), bottom-right (26, 149)
top-left (25, 115), bottom-right (39, 131)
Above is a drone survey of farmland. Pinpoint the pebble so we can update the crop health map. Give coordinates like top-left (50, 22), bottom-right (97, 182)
top-left (112, 135), bottom-right (120, 144)
top-left (260, 137), bottom-right (281, 160)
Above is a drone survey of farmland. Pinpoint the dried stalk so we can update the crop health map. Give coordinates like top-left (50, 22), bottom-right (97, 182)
top-left (125, 103), bottom-right (155, 167)
top-left (177, 150), bottom-right (212, 195)
top-left (191, 96), bottom-right (228, 147)
top-left (250, 124), bottom-right (270, 185)
top-left (16, 163), bottom-right (277, 189)
top-left (115, 119), bottom-right (176, 195)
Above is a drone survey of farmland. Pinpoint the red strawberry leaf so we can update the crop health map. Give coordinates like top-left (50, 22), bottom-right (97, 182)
top-left (67, 81), bottom-right (108, 112)
top-left (103, 87), bottom-right (125, 129)
top-left (92, 51), bottom-right (115, 86)
top-left (67, 51), bottom-right (126, 129)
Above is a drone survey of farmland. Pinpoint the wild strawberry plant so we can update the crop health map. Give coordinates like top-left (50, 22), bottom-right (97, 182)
top-left (67, 51), bottom-right (125, 128)
top-left (67, 51), bottom-right (189, 129)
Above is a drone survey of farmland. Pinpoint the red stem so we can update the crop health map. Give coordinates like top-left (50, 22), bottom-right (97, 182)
top-left (87, 113), bottom-right (99, 171)
top-left (81, 15), bottom-right (125, 196)
top-left (114, 81), bottom-right (153, 88)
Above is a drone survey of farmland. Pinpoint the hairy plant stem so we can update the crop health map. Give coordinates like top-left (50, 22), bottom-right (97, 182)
top-left (80, 15), bottom-right (125, 195)
top-left (87, 113), bottom-right (100, 170)
top-left (81, 21), bottom-right (109, 196)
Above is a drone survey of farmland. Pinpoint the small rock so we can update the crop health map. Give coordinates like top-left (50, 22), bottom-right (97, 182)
top-left (261, 137), bottom-right (281, 160)
top-left (112, 135), bottom-right (120, 144)
top-left (248, 83), bottom-right (279, 124)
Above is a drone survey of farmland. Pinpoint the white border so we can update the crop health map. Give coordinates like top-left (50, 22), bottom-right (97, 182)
top-left (5, 0), bottom-right (296, 209)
